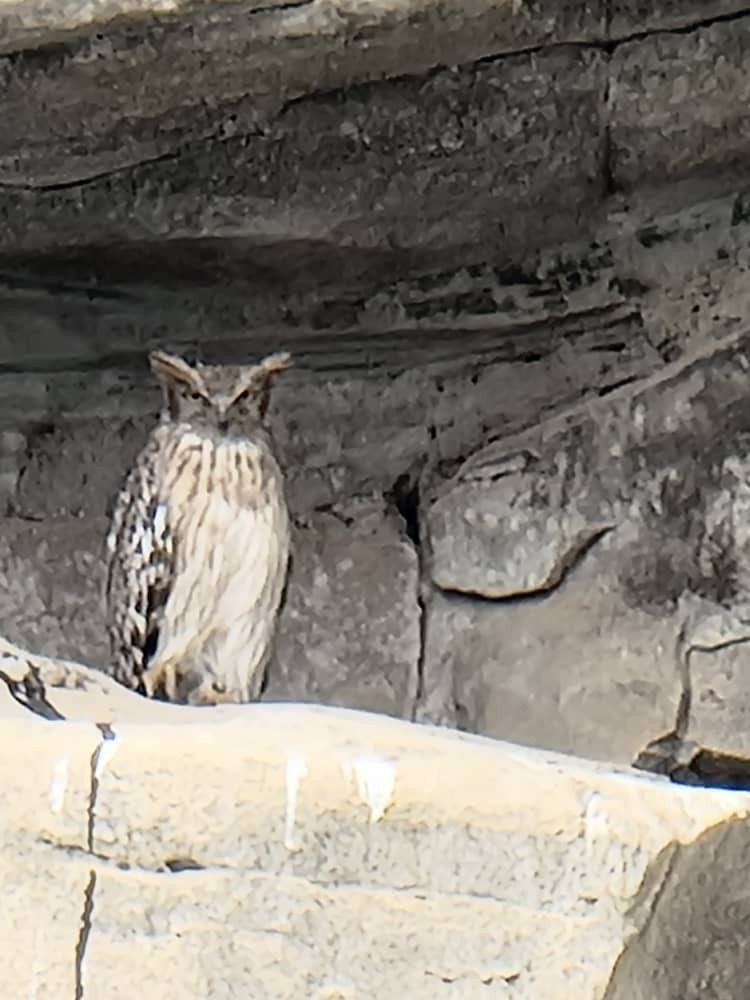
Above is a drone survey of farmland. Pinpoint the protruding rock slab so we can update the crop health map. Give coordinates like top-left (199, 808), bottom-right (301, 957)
top-left (425, 330), bottom-right (750, 600)
top-left (0, 653), bottom-right (748, 999)
top-left (422, 330), bottom-right (750, 760)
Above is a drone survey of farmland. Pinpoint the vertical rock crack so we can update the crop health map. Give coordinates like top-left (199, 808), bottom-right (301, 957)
top-left (74, 870), bottom-right (96, 1000)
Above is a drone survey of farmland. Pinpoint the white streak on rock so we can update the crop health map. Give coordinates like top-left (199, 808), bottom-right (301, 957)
top-left (583, 790), bottom-right (608, 858)
top-left (284, 751), bottom-right (308, 852)
top-left (49, 756), bottom-right (68, 813)
top-left (94, 734), bottom-right (118, 779)
top-left (345, 754), bottom-right (397, 823)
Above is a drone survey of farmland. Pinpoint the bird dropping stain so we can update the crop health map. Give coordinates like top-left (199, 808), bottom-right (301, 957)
top-left (284, 751), bottom-right (308, 851)
top-left (583, 790), bottom-right (609, 858)
top-left (345, 754), bottom-right (397, 823)
top-left (49, 756), bottom-right (68, 813)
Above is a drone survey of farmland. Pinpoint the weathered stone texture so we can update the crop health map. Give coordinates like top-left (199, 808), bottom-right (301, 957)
top-left (610, 19), bottom-right (750, 190)
top-left (0, 45), bottom-right (607, 262)
top-left (610, 2), bottom-right (750, 36)
top-left (4, 6), bottom-right (750, 269)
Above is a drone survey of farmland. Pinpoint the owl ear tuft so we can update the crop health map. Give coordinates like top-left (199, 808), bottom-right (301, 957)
top-left (235, 351), bottom-right (292, 418)
top-left (256, 351), bottom-right (293, 381)
top-left (234, 351), bottom-right (292, 399)
top-left (149, 351), bottom-right (207, 394)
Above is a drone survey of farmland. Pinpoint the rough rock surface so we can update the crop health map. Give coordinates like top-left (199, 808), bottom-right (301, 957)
top-left (0, 640), bottom-right (749, 999)
top-left (268, 499), bottom-right (421, 716)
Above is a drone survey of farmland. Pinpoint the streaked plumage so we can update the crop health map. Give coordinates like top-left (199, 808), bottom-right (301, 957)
top-left (105, 349), bottom-right (292, 704)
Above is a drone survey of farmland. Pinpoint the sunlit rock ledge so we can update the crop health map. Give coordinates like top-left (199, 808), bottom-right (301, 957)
top-left (0, 635), bottom-right (748, 998)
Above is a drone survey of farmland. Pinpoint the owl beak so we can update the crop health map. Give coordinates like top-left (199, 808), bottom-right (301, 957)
top-left (216, 403), bottom-right (230, 432)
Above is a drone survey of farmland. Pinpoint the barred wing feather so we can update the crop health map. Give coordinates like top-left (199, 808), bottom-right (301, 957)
top-left (105, 436), bottom-right (174, 689)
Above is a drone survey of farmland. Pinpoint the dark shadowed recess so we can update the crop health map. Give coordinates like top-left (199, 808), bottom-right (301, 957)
top-left (0, 238), bottom-right (443, 294)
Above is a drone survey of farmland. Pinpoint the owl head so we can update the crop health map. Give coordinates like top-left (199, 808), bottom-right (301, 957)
top-left (149, 349), bottom-right (292, 435)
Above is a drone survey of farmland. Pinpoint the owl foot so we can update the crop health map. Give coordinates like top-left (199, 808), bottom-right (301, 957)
top-left (142, 658), bottom-right (180, 701)
top-left (192, 677), bottom-right (239, 706)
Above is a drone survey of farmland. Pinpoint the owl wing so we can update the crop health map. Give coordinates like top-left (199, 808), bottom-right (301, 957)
top-left (105, 433), bottom-right (173, 690)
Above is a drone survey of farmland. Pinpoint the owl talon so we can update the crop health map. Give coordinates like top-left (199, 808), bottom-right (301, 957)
top-left (193, 678), bottom-right (237, 705)
top-left (142, 660), bottom-right (180, 701)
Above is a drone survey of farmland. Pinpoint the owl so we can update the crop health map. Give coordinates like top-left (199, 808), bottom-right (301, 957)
top-left (105, 348), bottom-right (292, 704)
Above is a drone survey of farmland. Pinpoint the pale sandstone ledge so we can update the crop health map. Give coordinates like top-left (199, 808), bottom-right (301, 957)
top-left (0, 635), bottom-right (749, 998)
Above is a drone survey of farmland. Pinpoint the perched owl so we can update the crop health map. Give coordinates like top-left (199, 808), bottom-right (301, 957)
top-left (105, 349), bottom-right (292, 704)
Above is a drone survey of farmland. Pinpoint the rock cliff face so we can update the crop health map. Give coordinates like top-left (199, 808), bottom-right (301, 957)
top-left (4, 0), bottom-right (750, 994)
top-left (4, 1), bottom-right (750, 773)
